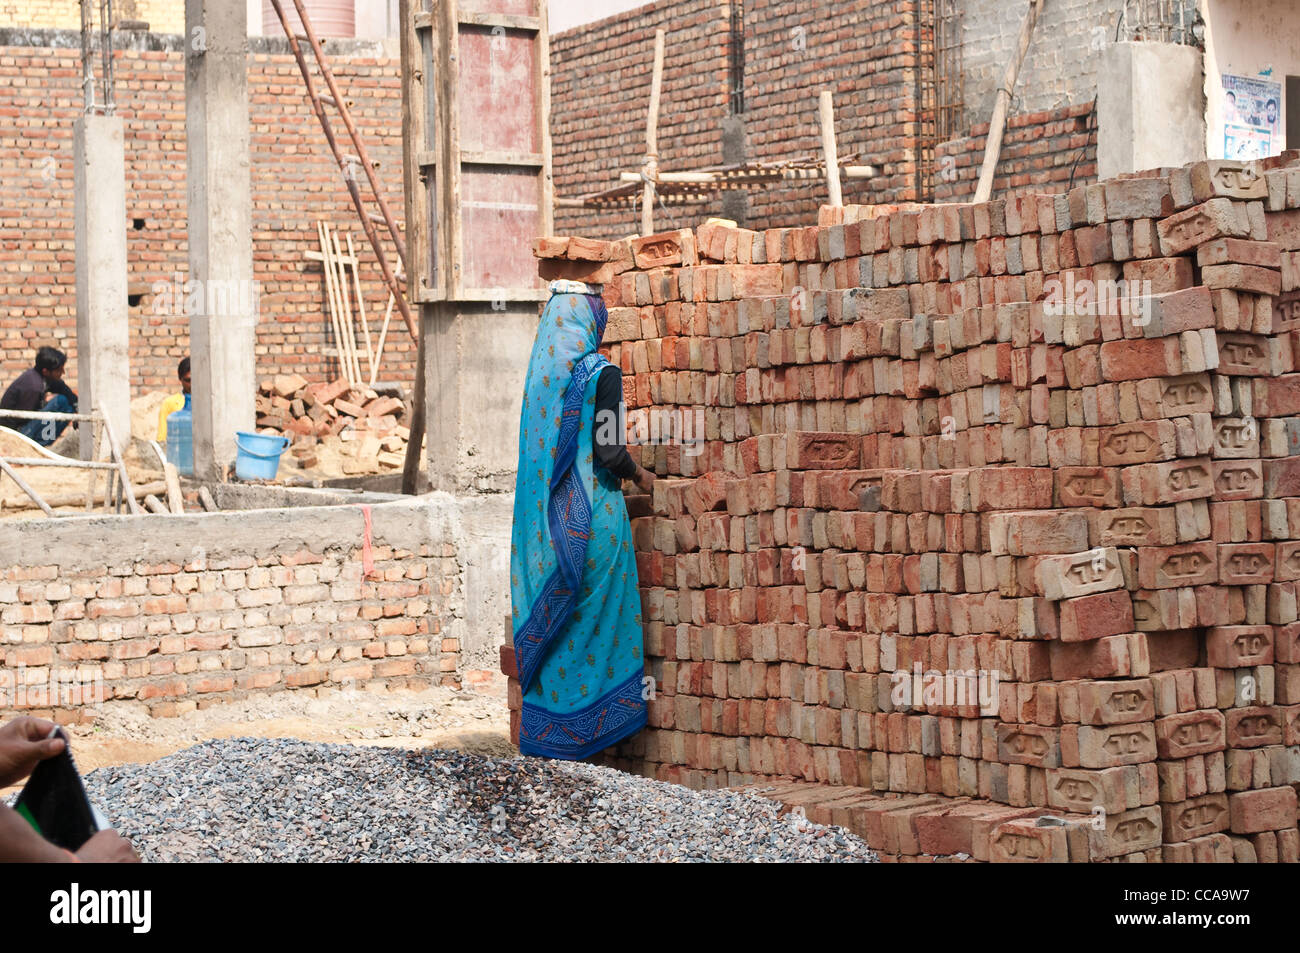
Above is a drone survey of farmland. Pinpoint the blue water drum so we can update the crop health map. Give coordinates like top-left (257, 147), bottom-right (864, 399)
top-left (166, 393), bottom-right (194, 476)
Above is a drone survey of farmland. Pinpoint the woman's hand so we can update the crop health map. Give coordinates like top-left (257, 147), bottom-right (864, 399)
top-left (75, 830), bottom-right (141, 863)
top-left (0, 716), bottom-right (64, 788)
top-left (633, 465), bottom-right (656, 495)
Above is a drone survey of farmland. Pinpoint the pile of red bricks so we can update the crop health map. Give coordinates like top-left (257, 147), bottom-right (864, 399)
top-left (508, 151), bottom-right (1300, 862)
top-left (256, 374), bottom-right (410, 472)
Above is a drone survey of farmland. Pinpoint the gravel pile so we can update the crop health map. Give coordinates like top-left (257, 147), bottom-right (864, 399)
top-left (83, 738), bottom-right (876, 863)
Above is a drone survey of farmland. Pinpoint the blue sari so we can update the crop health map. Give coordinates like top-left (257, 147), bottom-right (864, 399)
top-left (510, 280), bottom-right (647, 760)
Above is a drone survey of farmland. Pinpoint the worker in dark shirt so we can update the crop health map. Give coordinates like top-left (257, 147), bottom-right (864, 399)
top-left (592, 364), bottom-right (655, 490)
top-left (0, 346), bottom-right (78, 446)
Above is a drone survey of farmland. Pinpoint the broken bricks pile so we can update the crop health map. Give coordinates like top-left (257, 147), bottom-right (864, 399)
top-left (506, 153), bottom-right (1300, 862)
top-left (255, 374), bottom-right (410, 473)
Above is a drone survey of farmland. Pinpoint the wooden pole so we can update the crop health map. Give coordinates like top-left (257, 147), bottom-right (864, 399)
top-left (331, 228), bottom-right (362, 386)
top-left (347, 233), bottom-right (377, 385)
top-left (371, 289), bottom-right (395, 388)
top-left (401, 326), bottom-right (426, 495)
top-left (318, 222), bottom-right (354, 388)
top-left (641, 29), bottom-right (666, 236)
top-left (818, 90), bottom-right (843, 207)
top-left (98, 404), bottom-right (142, 515)
top-left (0, 457), bottom-right (54, 517)
top-left (974, 0), bottom-right (1044, 204)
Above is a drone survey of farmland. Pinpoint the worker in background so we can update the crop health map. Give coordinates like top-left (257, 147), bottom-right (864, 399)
top-left (0, 346), bottom-right (77, 447)
top-left (157, 356), bottom-right (192, 442)
top-left (0, 717), bottom-right (138, 862)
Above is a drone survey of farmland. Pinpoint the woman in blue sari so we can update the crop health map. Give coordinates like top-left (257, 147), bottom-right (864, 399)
top-left (510, 279), bottom-right (656, 760)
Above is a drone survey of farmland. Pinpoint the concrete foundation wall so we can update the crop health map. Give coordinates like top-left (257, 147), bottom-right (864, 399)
top-left (0, 497), bottom-right (491, 720)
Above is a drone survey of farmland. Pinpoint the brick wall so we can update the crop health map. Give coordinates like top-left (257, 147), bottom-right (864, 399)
top-left (0, 30), bottom-right (414, 397)
top-left (956, 0), bottom-right (1200, 132)
top-left (551, 0), bottom-right (927, 240)
top-left (510, 151), bottom-right (1300, 862)
top-left (550, 0), bottom-right (734, 240)
top-left (741, 0), bottom-right (925, 226)
top-left (0, 498), bottom-right (459, 721)
top-left (0, 0), bottom-right (185, 34)
top-left (934, 103), bottom-right (1097, 204)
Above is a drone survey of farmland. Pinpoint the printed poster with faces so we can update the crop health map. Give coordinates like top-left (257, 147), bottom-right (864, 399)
top-left (1221, 73), bottom-right (1283, 160)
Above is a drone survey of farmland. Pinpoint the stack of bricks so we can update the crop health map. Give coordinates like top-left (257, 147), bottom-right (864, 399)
top-left (507, 151), bottom-right (1300, 862)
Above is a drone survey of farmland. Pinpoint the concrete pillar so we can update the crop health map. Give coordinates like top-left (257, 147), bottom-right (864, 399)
top-left (424, 303), bottom-right (538, 494)
top-left (186, 0), bottom-right (256, 480)
top-left (1098, 41), bottom-right (1207, 180)
top-left (73, 115), bottom-right (131, 459)
top-left (721, 115), bottom-right (748, 226)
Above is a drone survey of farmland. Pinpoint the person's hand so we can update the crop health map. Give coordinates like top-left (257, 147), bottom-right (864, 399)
top-left (0, 717), bottom-right (64, 788)
top-left (633, 466), bottom-right (656, 495)
top-left (75, 830), bottom-right (140, 863)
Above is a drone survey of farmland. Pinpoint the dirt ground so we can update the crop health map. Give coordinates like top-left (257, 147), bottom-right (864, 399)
top-left (1, 678), bottom-right (513, 799)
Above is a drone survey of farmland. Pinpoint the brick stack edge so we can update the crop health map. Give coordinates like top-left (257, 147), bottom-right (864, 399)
top-left (504, 152), bottom-right (1300, 863)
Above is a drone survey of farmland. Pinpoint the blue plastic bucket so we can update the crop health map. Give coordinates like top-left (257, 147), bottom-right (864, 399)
top-left (234, 431), bottom-right (290, 481)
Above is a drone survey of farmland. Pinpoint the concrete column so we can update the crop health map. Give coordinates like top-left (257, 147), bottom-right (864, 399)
top-left (1098, 41), bottom-right (1207, 180)
top-left (720, 115), bottom-right (748, 226)
top-left (186, 0), bottom-right (256, 480)
top-left (73, 115), bottom-right (131, 459)
top-left (424, 302), bottom-right (538, 494)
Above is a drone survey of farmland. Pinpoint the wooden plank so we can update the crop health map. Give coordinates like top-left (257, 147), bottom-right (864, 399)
top-left (402, 326), bottom-right (426, 495)
top-left (98, 405), bottom-right (142, 515)
top-left (461, 149), bottom-right (544, 166)
top-left (318, 222), bottom-right (355, 387)
top-left (331, 228), bottom-right (363, 385)
top-left (443, 0), bottom-right (464, 298)
top-left (148, 440), bottom-right (186, 514)
top-left (304, 249), bottom-right (358, 266)
top-left (0, 456), bottom-right (55, 517)
top-left (348, 232), bottom-right (377, 384)
top-left (85, 416), bottom-right (101, 511)
top-left (143, 494), bottom-right (169, 515)
top-left (537, 0), bottom-right (553, 239)
top-left (819, 90), bottom-right (843, 207)
top-left (198, 486), bottom-right (219, 512)
top-left (3, 457), bottom-right (118, 470)
top-left (402, 0), bottom-right (442, 302)
top-left (458, 286), bottom-right (548, 302)
top-left (642, 29), bottom-right (666, 236)
top-left (457, 11), bottom-right (540, 30)
top-left (974, 0), bottom-right (1043, 203)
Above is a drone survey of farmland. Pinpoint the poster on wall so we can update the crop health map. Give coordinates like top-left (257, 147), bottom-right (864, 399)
top-left (1221, 73), bottom-right (1283, 160)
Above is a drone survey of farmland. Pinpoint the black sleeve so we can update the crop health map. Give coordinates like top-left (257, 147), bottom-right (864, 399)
top-left (593, 365), bottom-right (638, 481)
top-left (47, 377), bottom-right (77, 405)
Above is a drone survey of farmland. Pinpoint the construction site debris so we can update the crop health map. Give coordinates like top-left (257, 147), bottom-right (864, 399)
top-left (255, 377), bottom-right (410, 475)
